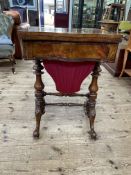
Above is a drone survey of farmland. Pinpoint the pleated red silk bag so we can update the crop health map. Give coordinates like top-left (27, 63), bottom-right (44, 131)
top-left (43, 60), bottom-right (95, 94)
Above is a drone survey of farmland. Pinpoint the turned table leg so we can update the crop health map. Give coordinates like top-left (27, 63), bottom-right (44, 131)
top-left (33, 60), bottom-right (45, 138)
top-left (85, 62), bottom-right (101, 139)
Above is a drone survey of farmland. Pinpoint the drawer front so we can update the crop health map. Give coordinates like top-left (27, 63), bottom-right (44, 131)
top-left (23, 41), bottom-right (118, 62)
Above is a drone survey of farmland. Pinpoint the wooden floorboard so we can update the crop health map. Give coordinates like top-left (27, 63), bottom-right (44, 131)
top-left (0, 60), bottom-right (131, 175)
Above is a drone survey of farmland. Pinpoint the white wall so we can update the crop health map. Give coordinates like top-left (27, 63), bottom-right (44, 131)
top-left (44, 0), bottom-right (54, 5)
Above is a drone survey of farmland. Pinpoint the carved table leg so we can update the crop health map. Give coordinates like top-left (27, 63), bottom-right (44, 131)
top-left (33, 60), bottom-right (45, 138)
top-left (85, 62), bottom-right (101, 139)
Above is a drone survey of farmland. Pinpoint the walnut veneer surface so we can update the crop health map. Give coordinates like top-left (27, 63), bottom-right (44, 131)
top-left (18, 27), bottom-right (122, 62)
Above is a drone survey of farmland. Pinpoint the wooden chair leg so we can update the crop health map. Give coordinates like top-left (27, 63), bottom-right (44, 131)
top-left (9, 55), bottom-right (16, 74)
top-left (119, 50), bottom-right (128, 77)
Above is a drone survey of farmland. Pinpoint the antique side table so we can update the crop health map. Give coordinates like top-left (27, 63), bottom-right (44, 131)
top-left (18, 27), bottom-right (122, 139)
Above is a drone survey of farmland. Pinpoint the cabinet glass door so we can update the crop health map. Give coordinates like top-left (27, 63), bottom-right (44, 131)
top-left (72, 0), bottom-right (104, 28)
